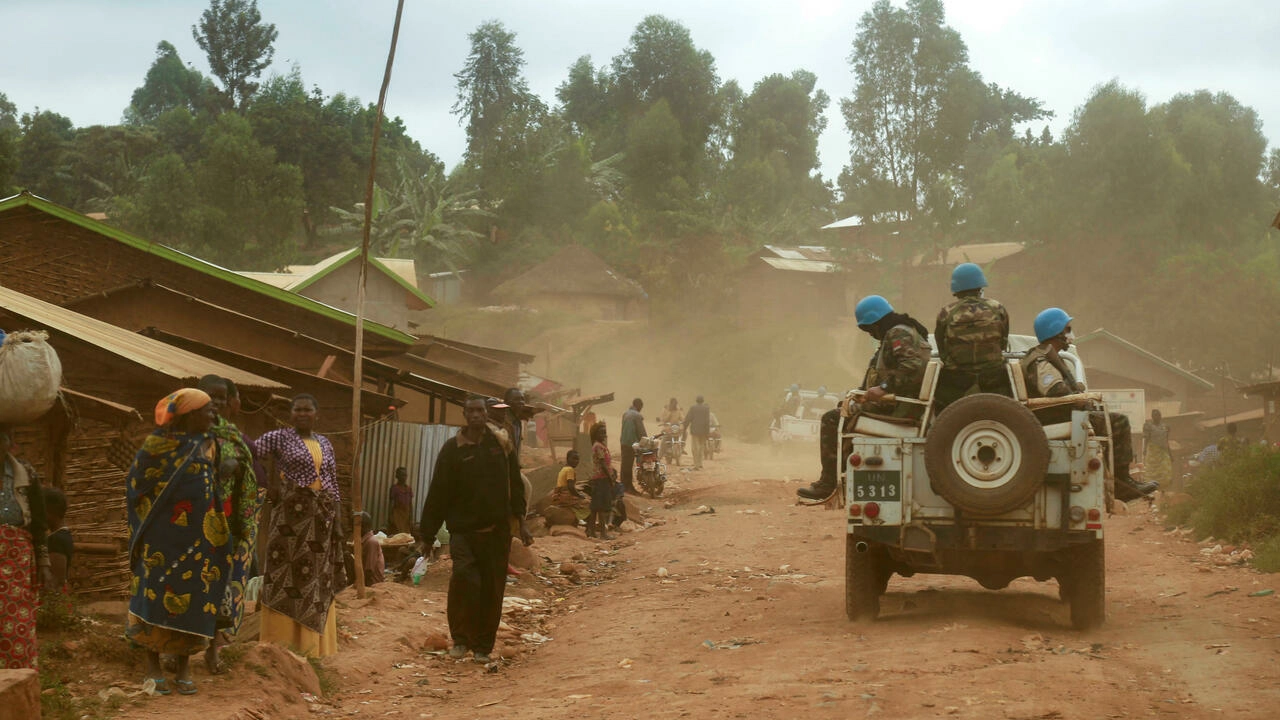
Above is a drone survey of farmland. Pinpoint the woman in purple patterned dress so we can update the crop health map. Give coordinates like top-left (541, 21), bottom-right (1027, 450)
top-left (252, 394), bottom-right (346, 657)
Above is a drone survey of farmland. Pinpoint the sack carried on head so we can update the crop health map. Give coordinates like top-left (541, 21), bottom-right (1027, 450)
top-left (0, 330), bottom-right (62, 424)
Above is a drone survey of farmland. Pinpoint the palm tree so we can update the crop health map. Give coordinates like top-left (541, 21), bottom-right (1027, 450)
top-left (331, 157), bottom-right (490, 271)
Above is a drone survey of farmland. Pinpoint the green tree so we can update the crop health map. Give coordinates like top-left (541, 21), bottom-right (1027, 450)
top-left (556, 56), bottom-right (613, 137)
top-left (192, 112), bottom-right (303, 268)
top-left (1154, 90), bottom-right (1270, 250)
top-left (839, 0), bottom-right (1046, 237)
top-left (13, 110), bottom-right (75, 200)
top-left (611, 16), bottom-right (723, 187)
top-left (720, 71), bottom-right (832, 228)
top-left (192, 0), bottom-right (279, 111)
top-left (64, 124), bottom-right (161, 211)
top-left (331, 158), bottom-right (487, 273)
top-left (125, 41), bottom-right (218, 124)
top-left (0, 93), bottom-right (18, 194)
top-left (452, 21), bottom-right (541, 167)
top-left (112, 152), bottom-right (201, 248)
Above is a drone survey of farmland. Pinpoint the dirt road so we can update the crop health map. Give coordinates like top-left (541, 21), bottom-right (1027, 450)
top-left (101, 442), bottom-right (1278, 720)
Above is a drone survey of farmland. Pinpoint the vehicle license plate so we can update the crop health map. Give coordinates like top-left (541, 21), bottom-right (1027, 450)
top-left (853, 470), bottom-right (900, 501)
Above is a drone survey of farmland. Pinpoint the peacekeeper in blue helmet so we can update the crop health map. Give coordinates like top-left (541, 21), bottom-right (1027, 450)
top-left (797, 295), bottom-right (932, 501)
top-left (1022, 308), bottom-right (1157, 502)
top-left (933, 263), bottom-right (1012, 413)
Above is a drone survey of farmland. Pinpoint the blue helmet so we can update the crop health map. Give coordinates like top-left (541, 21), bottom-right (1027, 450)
top-left (950, 263), bottom-right (988, 293)
top-left (1033, 307), bottom-right (1073, 343)
top-left (855, 295), bottom-right (893, 326)
top-left (789, 383), bottom-right (799, 392)
top-left (817, 386), bottom-right (827, 396)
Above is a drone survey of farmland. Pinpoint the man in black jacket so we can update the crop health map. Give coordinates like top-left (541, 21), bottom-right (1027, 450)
top-left (420, 396), bottom-right (532, 663)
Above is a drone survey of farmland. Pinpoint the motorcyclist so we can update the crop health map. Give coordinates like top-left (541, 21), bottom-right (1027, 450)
top-left (1021, 307), bottom-right (1157, 501)
top-left (797, 296), bottom-right (931, 501)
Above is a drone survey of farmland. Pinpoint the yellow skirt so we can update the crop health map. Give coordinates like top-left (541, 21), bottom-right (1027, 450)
top-left (259, 601), bottom-right (338, 658)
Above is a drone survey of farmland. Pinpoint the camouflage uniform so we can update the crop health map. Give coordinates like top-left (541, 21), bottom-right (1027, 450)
top-left (934, 294), bottom-right (1012, 412)
top-left (1020, 343), bottom-right (1134, 481)
top-left (816, 323), bottom-right (932, 494)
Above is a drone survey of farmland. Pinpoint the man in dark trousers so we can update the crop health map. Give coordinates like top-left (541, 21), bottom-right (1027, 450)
top-left (420, 396), bottom-right (532, 664)
top-left (619, 398), bottom-right (647, 494)
top-left (683, 396), bottom-right (712, 470)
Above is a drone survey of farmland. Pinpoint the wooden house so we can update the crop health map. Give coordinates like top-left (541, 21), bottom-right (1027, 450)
top-left (0, 286), bottom-right (286, 599)
top-left (736, 245), bottom-right (850, 320)
top-left (238, 249), bottom-right (435, 333)
top-left (489, 245), bottom-right (648, 321)
top-left (0, 192), bottom-right (416, 354)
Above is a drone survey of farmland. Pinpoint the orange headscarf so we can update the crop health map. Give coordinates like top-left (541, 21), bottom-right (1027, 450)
top-left (154, 388), bottom-right (212, 427)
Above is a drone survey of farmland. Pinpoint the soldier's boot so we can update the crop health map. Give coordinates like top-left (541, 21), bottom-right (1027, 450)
top-left (1114, 474), bottom-right (1158, 502)
top-left (798, 409), bottom-right (841, 501)
top-left (797, 457), bottom-right (838, 500)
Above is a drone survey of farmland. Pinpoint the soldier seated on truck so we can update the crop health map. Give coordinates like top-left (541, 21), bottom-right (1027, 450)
top-left (1022, 307), bottom-right (1158, 502)
top-left (797, 295), bottom-right (932, 501)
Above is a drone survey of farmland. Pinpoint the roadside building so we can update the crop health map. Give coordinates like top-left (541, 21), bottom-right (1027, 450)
top-left (0, 285), bottom-right (286, 599)
top-left (238, 248), bottom-right (435, 333)
top-left (489, 245), bottom-right (648, 321)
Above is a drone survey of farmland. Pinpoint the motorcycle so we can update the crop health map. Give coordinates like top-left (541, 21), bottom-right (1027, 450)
top-left (659, 422), bottom-right (684, 467)
top-left (706, 423), bottom-right (722, 460)
top-left (632, 435), bottom-right (667, 498)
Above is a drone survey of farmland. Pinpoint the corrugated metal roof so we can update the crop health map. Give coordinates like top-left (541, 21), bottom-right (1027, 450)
top-left (821, 215), bottom-right (864, 229)
top-left (917, 243), bottom-right (1025, 266)
top-left (236, 271), bottom-right (298, 288)
top-left (0, 285), bottom-right (286, 390)
top-left (760, 257), bottom-right (839, 273)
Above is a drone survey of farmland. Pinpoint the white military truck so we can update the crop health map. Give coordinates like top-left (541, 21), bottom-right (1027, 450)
top-left (770, 388), bottom-right (839, 444)
top-left (842, 336), bottom-right (1111, 630)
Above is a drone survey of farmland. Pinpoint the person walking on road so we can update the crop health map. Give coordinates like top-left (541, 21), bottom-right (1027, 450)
top-left (419, 397), bottom-right (531, 664)
top-left (683, 396), bottom-right (712, 470)
top-left (1142, 410), bottom-right (1173, 489)
top-left (620, 398), bottom-right (647, 495)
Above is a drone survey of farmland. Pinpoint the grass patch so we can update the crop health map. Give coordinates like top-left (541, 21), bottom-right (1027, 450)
top-left (37, 593), bottom-right (80, 633)
top-left (1253, 536), bottom-right (1280, 573)
top-left (1163, 448), bottom-right (1280, 570)
top-left (308, 656), bottom-right (338, 696)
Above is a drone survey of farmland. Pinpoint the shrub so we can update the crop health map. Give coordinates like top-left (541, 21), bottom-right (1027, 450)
top-left (1167, 448), bottom-right (1280, 564)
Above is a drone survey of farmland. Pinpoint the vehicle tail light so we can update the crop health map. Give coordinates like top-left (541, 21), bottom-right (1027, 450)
top-left (1087, 508), bottom-right (1100, 521)
top-left (849, 454), bottom-right (862, 468)
top-left (864, 502), bottom-right (880, 519)
top-left (1069, 506), bottom-right (1085, 523)
top-left (849, 504), bottom-right (862, 517)
top-left (1087, 457), bottom-right (1102, 471)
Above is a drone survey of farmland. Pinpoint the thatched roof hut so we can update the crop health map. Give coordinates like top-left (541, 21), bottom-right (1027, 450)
top-left (490, 245), bottom-right (647, 321)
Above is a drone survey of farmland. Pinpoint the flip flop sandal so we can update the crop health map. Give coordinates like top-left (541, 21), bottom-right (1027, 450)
top-left (147, 677), bottom-right (172, 696)
top-left (175, 679), bottom-right (198, 696)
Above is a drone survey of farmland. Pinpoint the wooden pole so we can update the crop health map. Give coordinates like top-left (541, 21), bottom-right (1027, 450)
top-left (351, 0), bottom-right (406, 600)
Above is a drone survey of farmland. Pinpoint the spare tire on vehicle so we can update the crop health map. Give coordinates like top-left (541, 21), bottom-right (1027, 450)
top-left (924, 393), bottom-right (1050, 516)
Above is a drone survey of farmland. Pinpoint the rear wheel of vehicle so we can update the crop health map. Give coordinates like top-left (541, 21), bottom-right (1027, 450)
top-left (845, 536), bottom-right (881, 622)
top-left (924, 394), bottom-right (1050, 516)
top-left (1068, 540), bottom-right (1106, 630)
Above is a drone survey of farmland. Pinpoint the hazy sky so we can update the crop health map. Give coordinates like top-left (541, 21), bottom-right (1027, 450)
top-left (3, 0), bottom-right (1278, 180)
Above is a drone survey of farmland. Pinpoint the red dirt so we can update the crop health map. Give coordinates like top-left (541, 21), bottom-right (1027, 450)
top-left (77, 443), bottom-right (1280, 718)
